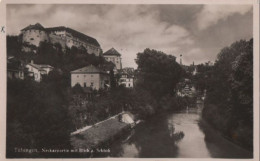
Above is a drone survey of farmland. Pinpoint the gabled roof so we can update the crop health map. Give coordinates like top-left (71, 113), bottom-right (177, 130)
top-left (27, 63), bottom-right (53, 71)
top-left (103, 48), bottom-right (121, 56)
top-left (21, 23), bottom-right (45, 31)
top-left (46, 26), bottom-right (100, 47)
top-left (71, 65), bottom-right (108, 74)
top-left (39, 64), bottom-right (54, 68)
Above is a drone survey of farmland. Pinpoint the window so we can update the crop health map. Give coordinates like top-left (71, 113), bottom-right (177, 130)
top-left (84, 83), bottom-right (87, 87)
top-left (91, 82), bottom-right (94, 87)
top-left (30, 38), bottom-right (34, 40)
top-left (77, 75), bottom-right (79, 78)
top-left (129, 83), bottom-right (131, 87)
top-left (84, 75), bottom-right (86, 77)
top-left (91, 75), bottom-right (93, 77)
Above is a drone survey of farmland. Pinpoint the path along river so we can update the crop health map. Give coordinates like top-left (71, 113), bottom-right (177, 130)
top-left (97, 104), bottom-right (253, 158)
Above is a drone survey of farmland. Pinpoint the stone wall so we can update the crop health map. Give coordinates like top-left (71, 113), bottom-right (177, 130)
top-left (22, 30), bottom-right (49, 47)
top-left (48, 33), bottom-right (67, 48)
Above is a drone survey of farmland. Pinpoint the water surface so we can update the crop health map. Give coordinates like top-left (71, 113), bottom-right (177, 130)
top-left (99, 106), bottom-right (253, 158)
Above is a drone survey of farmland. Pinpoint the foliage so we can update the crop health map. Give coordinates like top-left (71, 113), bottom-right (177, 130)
top-left (110, 69), bottom-right (116, 89)
top-left (7, 79), bottom-right (72, 157)
top-left (135, 48), bottom-right (184, 98)
top-left (71, 83), bottom-right (85, 95)
top-left (192, 64), bottom-right (213, 92)
top-left (202, 38), bottom-right (253, 150)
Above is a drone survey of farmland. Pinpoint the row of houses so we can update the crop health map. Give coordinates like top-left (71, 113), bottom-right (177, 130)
top-left (8, 57), bottom-right (134, 91)
top-left (7, 58), bottom-right (54, 82)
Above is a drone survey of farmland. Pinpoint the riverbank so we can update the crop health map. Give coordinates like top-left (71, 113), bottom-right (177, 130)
top-left (95, 108), bottom-right (253, 158)
top-left (70, 112), bottom-right (133, 150)
top-left (198, 118), bottom-right (253, 158)
top-left (202, 103), bottom-right (253, 152)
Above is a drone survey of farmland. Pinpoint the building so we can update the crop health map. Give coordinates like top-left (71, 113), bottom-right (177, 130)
top-left (20, 23), bottom-right (101, 56)
top-left (121, 67), bottom-right (135, 75)
top-left (103, 48), bottom-right (122, 70)
top-left (7, 57), bottom-right (25, 80)
top-left (119, 73), bottom-right (134, 88)
top-left (192, 67), bottom-right (197, 75)
top-left (25, 60), bottom-right (54, 82)
top-left (70, 65), bottom-right (110, 90)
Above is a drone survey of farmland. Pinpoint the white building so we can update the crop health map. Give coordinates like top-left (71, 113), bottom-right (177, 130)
top-left (26, 61), bottom-right (54, 82)
top-left (119, 73), bottom-right (134, 88)
top-left (70, 65), bottom-right (110, 90)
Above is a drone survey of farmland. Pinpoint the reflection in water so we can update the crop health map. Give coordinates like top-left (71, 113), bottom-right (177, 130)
top-left (198, 120), bottom-right (253, 158)
top-left (96, 106), bottom-right (253, 158)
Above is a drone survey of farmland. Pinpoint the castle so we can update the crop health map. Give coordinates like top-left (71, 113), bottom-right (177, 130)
top-left (103, 48), bottom-right (122, 70)
top-left (20, 23), bottom-right (101, 56)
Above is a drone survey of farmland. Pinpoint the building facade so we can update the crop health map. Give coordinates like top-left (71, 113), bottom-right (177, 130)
top-left (7, 57), bottom-right (25, 80)
top-left (21, 23), bottom-right (101, 56)
top-left (25, 61), bottom-right (54, 82)
top-left (103, 48), bottom-right (122, 70)
top-left (119, 73), bottom-right (134, 88)
top-left (71, 65), bottom-right (110, 90)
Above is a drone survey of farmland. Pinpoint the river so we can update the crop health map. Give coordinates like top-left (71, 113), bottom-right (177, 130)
top-left (97, 104), bottom-right (253, 158)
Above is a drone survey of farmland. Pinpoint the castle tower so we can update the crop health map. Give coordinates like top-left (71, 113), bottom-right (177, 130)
top-left (20, 23), bottom-right (49, 47)
top-left (103, 48), bottom-right (122, 70)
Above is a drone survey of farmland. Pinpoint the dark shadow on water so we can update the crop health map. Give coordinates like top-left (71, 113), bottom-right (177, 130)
top-left (98, 112), bottom-right (183, 158)
top-left (198, 119), bottom-right (253, 158)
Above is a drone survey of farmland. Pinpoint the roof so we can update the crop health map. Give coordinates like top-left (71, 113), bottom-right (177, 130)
top-left (27, 63), bottom-right (53, 71)
top-left (46, 26), bottom-right (100, 47)
top-left (39, 64), bottom-right (54, 68)
top-left (71, 65), bottom-right (108, 74)
top-left (21, 23), bottom-right (45, 31)
top-left (103, 48), bottom-right (121, 56)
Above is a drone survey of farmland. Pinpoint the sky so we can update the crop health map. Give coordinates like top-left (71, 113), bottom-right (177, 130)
top-left (7, 4), bottom-right (253, 68)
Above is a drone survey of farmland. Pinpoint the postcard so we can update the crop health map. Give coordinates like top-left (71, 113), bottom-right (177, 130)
top-left (0, 0), bottom-right (259, 160)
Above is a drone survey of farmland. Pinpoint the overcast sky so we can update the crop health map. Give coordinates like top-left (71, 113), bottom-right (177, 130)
top-left (7, 4), bottom-right (253, 68)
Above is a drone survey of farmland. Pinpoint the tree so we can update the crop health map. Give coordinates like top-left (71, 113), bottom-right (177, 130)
top-left (135, 48), bottom-right (184, 98)
top-left (7, 35), bottom-right (21, 57)
top-left (7, 79), bottom-right (72, 157)
top-left (110, 69), bottom-right (116, 89)
top-left (202, 38), bottom-right (253, 150)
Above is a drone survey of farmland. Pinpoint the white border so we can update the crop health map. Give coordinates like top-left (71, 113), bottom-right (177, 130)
top-left (0, 0), bottom-right (259, 161)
